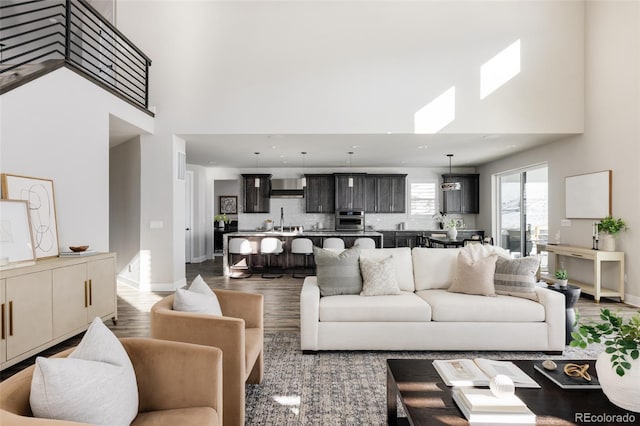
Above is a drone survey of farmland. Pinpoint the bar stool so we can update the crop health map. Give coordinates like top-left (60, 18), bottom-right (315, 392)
top-left (291, 238), bottom-right (314, 279)
top-left (228, 238), bottom-right (253, 278)
top-left (260, 237), bottom-right (284, 278)
top-left (354, 237), bottom-right (376, 249)
top-left (323, 237), bottom-right (345, 251)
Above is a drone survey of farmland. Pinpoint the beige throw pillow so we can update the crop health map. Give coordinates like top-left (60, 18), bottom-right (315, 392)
top-left (448, 251), bottom-right (498, 296)
top-left (359, 256), bottom-right (401, 296)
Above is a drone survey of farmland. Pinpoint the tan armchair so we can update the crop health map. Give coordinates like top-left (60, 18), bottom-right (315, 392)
top-left (151, 289), bottom-right (263, 426)
top-left (0, 338), bottom-right (223, 426)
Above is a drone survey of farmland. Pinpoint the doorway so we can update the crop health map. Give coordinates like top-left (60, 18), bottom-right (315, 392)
top-left (496, 165), bottom-right (548, 260)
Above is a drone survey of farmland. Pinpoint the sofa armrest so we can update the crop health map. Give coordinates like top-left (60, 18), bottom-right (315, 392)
top-left (535, 287), bottom-right (566, 351)
top-left (121, 338), bottom-right (222, 422)
top-left (300, 276), bottom-right (320, 351)
top-left (214, 289), bottom-right (264, 329)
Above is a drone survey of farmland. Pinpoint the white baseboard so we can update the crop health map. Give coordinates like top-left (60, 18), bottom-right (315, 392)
top-left (190, 255), bottom-right (207, 263)
top-left (624, 293), bottom-right (640, 307)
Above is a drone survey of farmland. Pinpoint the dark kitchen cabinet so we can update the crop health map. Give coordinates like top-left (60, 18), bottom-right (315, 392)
top-left (365, 174), bottom-right (406, 213)
top-left (334, 174), bottom-right (366, 211)
top-left (442, 174), bottom-right (479, 214)
top-left (305, 174), bottom-right (334, 213)
top-left (242, 174), bottom-right (271, 213)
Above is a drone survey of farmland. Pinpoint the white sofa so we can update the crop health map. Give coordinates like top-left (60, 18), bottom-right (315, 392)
top-left (300, 247), bottom-right (566, 353)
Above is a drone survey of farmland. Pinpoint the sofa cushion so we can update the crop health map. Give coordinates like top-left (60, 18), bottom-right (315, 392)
top-left (30, 318), bottom-right (139, 426)
top-left (447, 251), bottom-right (498, 297)
top-left (314, 246), bottom-right (362, 296)
top-left (416, 289), bottom-right (545, 322)
top-left (319, 291), bottom-right (431, 322)
top-left (494, 256), bottom-right (540, 301)
top-left (132, 407), bottom-right (218, 426)
top-left (359, 256), bottom-right (401, 296)
top-left (412, 247), bottom-right (461, 290)
top-left (360, 247), bottom-right (414, 291)
top-left (173, 275), bottom-right (222, 316)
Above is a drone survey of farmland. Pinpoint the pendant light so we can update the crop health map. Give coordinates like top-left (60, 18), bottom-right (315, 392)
top-left (254, 152), bottom-right (261, 188)
top-left (300, 152), bottom-right (307, 188)
top-left (441, 154), bottom-right (461, 191)
top-left (347, 151), bottom-right (354, 188)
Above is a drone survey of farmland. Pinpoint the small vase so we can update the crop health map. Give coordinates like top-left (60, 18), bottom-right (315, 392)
top-left (447, 227), bottom-right (458, 240)
top-left (596, 352), bottom-right (640, 412)
top-left (601, 234), bottom-right (616, 251)
top-left (557, 279), bottom-right (568, 288)
top-left (218, 220), bottom-right (225, 229)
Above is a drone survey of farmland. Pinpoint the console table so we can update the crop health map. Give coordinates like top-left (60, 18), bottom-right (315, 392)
top-left (537, 244), bottom-right (624, 303)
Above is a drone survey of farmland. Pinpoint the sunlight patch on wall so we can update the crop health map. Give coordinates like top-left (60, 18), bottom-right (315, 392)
top-left (480, 40), bottom-right (521, 99)
top-left (414, 86), bottom-right (456, 134)
top-left (273, 395), bottom-right (300, 415)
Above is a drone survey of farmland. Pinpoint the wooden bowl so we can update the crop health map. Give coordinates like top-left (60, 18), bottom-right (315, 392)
top-left (69, 245), bottom-right (89, 252)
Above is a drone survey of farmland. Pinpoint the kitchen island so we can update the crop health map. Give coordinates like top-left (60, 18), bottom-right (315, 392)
top-left (222, 230), bottom-right (383, 276)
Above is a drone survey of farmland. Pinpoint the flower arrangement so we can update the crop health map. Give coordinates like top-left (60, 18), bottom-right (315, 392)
top-left (214, 214), bottom-right (230, 223)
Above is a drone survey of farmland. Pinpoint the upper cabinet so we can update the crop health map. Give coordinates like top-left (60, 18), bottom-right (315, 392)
top-left (334, 174), bottom-right (366, 211)
top-left (242, 174), bottom-right (271, 213)
top-left (365, 174), bottom-right (406, 213)
top-left (442, 174), bottom-right (480, 214)
top-left (305, 174), bottom-right (335, 213)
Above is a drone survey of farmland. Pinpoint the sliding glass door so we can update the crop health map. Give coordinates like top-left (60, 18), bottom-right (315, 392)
top-left (497, 165), bottom-right (548, 260)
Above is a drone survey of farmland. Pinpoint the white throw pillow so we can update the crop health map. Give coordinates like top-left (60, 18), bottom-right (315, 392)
top-left (30, 318), bottom-right (139, 426)
top-left (173, 274), bottom-right (222, 315)
top-left (359, 256), bottom-right (401, 296)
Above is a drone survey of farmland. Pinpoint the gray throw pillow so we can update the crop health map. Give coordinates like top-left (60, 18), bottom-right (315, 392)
top-left (494, 256), bottom-right (540, 301)
top-left (314, 246), bottom-right (362, 296)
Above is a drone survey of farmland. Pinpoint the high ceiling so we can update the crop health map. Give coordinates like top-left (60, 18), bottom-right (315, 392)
top-left (181, 133), bottom-right (572, 169)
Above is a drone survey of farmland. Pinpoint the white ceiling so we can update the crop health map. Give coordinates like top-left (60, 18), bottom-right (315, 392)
top-left (181, 133), bottom-right (573, 169)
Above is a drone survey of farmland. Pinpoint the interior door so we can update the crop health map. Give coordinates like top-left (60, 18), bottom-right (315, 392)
top-left (185, 171), bottom-right (193, 264)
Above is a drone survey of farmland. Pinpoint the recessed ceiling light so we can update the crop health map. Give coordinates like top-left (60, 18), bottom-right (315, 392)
top-left (506, 144), bottom-right (517, 149)
top-left (351, 145), bottom-right (359, 149)
top-left (417, 145), bottom-right (428, 149)
top-left (271, 145), bottom-right (277, 149)
top-left (279, 154), bottom-right (285, 158)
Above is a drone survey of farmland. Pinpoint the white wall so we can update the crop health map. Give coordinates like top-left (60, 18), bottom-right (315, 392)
top-left (0, 68), bottom-right (153, 256)
top-left (118, 0), bottom-right (584, 135)
top-left (110, 136), bottom-right (141, 282)
top-left (478, 1), bottom-right (640, 305)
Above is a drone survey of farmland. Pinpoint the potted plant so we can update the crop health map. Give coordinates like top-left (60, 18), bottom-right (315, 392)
top-left (598, 216), bottom-right (628, 251)
top-left (571, 309), bottom-right (640, 412)
top-left (554, 269), bottom-right (568, 287)
top-left (214, 214), bottom-right (228, 229)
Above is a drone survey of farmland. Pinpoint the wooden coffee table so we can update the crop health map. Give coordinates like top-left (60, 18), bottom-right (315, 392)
top-left (387, 359), bottom-right (634, 425)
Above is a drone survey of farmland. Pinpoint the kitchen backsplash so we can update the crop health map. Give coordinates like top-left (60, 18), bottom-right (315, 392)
top-left (238, 198), bottom-right (477, 231)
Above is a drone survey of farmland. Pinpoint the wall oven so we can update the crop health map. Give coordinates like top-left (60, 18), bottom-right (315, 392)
top-left (335, 210), bottom-right (365, 231)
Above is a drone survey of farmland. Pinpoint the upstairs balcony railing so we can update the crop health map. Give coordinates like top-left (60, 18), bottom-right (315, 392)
top-left (0, 0), bottom-right (151, 112)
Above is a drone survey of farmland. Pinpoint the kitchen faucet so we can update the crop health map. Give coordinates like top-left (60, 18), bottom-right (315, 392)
top-left (280, 207), bottom-right (284, 232)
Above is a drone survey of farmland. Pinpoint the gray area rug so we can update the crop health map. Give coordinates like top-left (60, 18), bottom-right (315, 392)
top-left (245, 332), bottom-right (602, 425)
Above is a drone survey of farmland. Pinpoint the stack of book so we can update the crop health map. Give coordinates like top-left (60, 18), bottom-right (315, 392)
top-left (451, 387), bottom-right (536, 424)
top-left (59, 249), bottom-right (97, 257)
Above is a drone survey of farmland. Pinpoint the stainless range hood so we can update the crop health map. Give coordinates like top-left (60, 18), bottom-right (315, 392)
top-left (270, 178), bottom-right (304, 198)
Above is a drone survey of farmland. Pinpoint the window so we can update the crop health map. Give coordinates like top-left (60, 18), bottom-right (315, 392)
top-left (410, 182), bottom-right (436, 216)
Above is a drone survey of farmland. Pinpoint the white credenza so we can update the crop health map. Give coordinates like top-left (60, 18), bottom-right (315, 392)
top-left (537, 244), bottom-right (624, 303)
top-left (0, 253), bottom-right (116, 370)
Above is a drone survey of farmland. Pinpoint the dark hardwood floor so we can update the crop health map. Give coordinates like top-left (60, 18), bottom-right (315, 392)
top-left (1, 256), bottom-right (636, 380)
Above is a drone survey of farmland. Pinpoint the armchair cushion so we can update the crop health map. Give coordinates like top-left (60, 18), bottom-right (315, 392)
top-left (29, 318), bottom-right (138, 426)
top-left (173, 275), bottom-right (222, 316)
